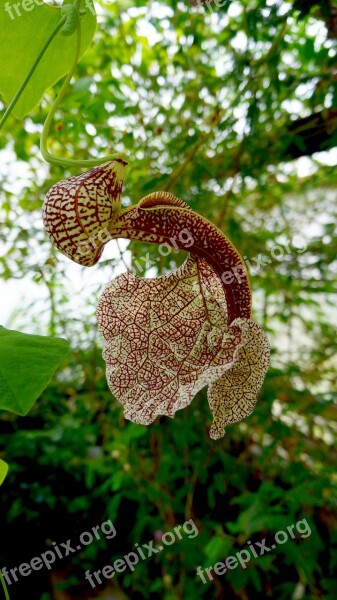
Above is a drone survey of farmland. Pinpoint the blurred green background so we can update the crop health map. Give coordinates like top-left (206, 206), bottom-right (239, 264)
top-left (0, 0), bottom-right (337, 598)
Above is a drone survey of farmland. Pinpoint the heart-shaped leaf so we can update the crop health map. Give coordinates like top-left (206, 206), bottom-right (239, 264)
top-left (0, 326), bottom-right (70, 415)
top-left (0, 0), bottom-right (96, 118)
top-left (97, 257), bottom-right (270, 438)
top-left (0, 459), bottom-right (8, 486)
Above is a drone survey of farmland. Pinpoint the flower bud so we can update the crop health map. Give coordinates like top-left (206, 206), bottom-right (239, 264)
top-left (42, 159), bottom-right (126, 266)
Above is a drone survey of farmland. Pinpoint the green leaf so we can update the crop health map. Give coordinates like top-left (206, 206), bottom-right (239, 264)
top-left (0, 0), bottom-right (96, 118)
top-left (0, 326), bottom-right (69, 415)
top-left (204, 534), bottom-right (233, 564)
top-left (0, 459), bottom-right (8, 486)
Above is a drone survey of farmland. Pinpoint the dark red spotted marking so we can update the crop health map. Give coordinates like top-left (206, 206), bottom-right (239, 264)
top-left (42, 160), bottom-right (126, 266)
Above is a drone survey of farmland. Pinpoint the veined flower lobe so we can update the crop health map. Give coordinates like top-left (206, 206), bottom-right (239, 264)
top-left (43, 166), bottom-right (270, 438)
top-left (97, 256), bottom-right (270, 439)
top-left (98, 191), bottom-right (269, 438)
top-left (42, 159), bottom-right (127, 266)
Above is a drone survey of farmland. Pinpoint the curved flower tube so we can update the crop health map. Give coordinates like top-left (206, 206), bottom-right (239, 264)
top-left (108, 191), bottom-right (251, 323)
top-left (42, 167), bottom-right (270, 438)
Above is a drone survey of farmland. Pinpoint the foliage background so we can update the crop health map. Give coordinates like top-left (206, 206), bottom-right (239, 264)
top-left (0, 0), bottom-right (337, 598)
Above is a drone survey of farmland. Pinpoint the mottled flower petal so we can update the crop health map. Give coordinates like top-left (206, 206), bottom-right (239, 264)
top-left (97, 256), bottom-right (269, 436)
top-left (208, 319), bottom-right (270, 439)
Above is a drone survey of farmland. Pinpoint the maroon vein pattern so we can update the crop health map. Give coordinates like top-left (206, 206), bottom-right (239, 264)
top-left (208, 319), bottom-right (270, 439)
top-left (97, 256), bottom-right (270, 438)
top-left (109, 191), bottom-right (251, 323)
top-left (42, 163), bottom-right (269, 438)
top-left (42, 160), bottom-right (126, 266)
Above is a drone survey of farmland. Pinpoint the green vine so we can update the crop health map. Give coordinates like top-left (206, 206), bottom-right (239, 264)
top-left (0, 571), bottom-right (10, 600)
top-left (0, 0), bottom-right (126, 169)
